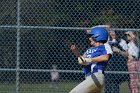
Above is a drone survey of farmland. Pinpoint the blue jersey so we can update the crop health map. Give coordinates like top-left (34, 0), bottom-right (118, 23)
top-left (83, 43), bottom-right (113, 76)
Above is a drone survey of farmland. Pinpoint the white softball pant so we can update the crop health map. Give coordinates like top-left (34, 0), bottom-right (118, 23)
top-left (69, 70), bottom-right (105, 93)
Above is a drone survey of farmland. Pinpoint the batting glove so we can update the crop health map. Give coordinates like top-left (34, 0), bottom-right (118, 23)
top-left (78, 56), bottom-right (92, 65)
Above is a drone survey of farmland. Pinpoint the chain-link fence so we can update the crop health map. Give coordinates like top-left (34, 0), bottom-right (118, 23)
top-left (0, 0), bottom-right (140, 93)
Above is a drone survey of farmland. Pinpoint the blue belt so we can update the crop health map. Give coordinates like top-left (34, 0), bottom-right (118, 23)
top-left (85, 70), bottom-right (104, 77)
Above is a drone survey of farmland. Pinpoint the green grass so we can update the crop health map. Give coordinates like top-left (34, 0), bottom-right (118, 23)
top-left (0, 81), bottom-right (130, 93)
top-left (120, 81), bottom-right (130, 93)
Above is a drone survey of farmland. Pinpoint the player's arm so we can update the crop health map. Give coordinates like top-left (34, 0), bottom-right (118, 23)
top-left (78, 54), bottom-right (111, 65)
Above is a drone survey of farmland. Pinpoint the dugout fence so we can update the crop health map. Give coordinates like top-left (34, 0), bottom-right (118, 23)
top-left (0, 0), bottom-right (140, 93)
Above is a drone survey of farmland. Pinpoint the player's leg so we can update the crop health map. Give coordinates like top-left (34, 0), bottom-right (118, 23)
top-left (69, 78), bottom-right (101, 93)
top-left (69, 72), bottom-right (104, 93)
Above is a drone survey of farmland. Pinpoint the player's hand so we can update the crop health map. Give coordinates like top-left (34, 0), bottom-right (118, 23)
top-left (78, 56), bottom-right (86, 65)
top-left (78, 56), bottom-right (92, 65)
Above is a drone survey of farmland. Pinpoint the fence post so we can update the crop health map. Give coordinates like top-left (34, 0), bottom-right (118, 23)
top-left (16, 0), bottom-right (21, 93)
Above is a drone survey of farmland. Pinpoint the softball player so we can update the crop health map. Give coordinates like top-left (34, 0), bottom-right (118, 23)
top-left (70, 27), bottom-right (113, 93)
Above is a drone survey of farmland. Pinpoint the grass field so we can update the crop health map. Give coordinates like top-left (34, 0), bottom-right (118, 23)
top-left (0, 81), bottom-right (130, 93)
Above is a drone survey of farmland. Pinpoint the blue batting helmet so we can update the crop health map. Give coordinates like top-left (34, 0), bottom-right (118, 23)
top-left (87, 27), bottom-right (108, 42)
